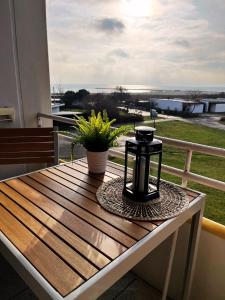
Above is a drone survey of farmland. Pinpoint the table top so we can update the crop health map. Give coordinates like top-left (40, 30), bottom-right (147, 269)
top-left (0, 159), bottom-right (204, 299)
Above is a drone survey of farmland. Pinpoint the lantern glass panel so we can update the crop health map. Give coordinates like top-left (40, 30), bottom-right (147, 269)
top-left (147, 152), bottom-right (161, 191)
top-left (126, 155), bottom-right (137, 191)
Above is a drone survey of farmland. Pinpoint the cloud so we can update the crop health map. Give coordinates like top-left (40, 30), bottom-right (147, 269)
top-left (46, 0), bottom-right (225, 87)
top-left (109, 48), bottom-right (129, 58)
top-left (174, 39), bottom-right (191, 48)
top-left (95, 18), bottom-right (125, 33)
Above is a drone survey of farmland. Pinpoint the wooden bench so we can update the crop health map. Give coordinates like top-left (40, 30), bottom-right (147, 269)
top-left (0, 127), bottom-right (58, 165)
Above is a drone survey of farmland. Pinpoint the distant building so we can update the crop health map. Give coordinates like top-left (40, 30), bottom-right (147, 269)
top-left (154, 98), bottom-right (204, 114)
top-left (201, 98), bottom-right (225, 113)
top-left (51, 98), bottom-right (65, 113)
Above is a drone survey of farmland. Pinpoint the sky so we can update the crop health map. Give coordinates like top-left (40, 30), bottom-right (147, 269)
top-left (46, 0), bottom-right (225, 88)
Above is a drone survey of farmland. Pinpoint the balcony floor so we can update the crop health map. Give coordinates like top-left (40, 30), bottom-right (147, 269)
top-left (0, 253), bottom-right (163, 300)
top-left (0, 253), bottom-right (37, 299)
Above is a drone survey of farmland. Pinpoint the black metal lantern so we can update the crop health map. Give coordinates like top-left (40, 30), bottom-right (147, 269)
top-left (123, 126), bottom-right (162, 201)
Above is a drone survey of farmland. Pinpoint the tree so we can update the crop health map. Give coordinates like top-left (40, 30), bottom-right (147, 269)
top-left (185, 90), bottom-right (202, 114)
top-left (61, 91), bottom-right (77, 108)
top-left (149, 98), bottom-right (157, 110)
top-left (76, 89), bottom-right (90, 101)
top-left (61, 89), bottom-right (90, 108)
top-left (111, 86), bottom-right (131, 111)
top-left (115, 85), bottom-right (125, 94)
top-left (218, 92), bottom-right (225, 98)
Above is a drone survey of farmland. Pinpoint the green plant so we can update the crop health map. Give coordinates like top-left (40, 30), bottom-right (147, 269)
top-left (71, 110), bottom-right (131, 155)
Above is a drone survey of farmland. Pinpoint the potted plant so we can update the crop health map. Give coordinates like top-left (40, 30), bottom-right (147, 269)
top-left (72, 110), bottom-right (131, 174)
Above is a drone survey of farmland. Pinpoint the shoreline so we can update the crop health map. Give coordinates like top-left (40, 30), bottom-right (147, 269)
top-left (51, 84), bottom-right (225, 96)
top-left (51, 90), bottom-right (225, 98)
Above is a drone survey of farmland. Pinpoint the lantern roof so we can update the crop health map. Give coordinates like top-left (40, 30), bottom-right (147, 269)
top-left (135, 126), bottom-right (156, 142)
top-left (135, 126), bottom-right (156, 133)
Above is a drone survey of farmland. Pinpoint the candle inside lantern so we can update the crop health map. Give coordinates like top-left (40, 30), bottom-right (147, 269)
top-left (132, 156), bottom-right (146, 193)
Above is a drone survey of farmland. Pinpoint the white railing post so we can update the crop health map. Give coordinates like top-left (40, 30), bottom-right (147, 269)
top-left (182, 149), bottom-right (193, 188)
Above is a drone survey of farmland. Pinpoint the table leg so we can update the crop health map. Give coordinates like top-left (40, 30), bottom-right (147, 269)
top-left (162, 230), bottom-right (178, 300)
top-left (181, 207), bottom-right (204, 300)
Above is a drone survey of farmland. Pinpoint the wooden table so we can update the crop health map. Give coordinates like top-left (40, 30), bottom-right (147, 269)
top-left (0, 159), bottom-right (205, 300)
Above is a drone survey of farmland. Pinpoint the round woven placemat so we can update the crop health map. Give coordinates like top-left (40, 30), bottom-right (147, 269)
top-left (96, 177), bottom-right (188, 221)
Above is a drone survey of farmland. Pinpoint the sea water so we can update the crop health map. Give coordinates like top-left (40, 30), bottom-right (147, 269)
top-left (51, 83), bottom-right (225, 94)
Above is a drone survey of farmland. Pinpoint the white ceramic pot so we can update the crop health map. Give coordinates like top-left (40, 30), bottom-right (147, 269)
top-left (87, 150), bottom-right (109, 174)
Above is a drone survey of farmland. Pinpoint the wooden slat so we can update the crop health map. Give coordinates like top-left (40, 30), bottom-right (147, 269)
top-left (40, 170), bottom-right (96, 201)
top-left (20, 174), bottom-right (137, 247)
top-left (82, 157), bottom-right (133, 176)
top-left (103, 159), bottom-right (128, 172)
top-left (0, 182), bottom-right (110, 269)
top-left (0, 142), bottom-right (54, 152)
top-left (49, 166), bottom-right (97, 193)
top-left (0, 151), bottom-right (54, 158)
top-left (81, 157), bottom-right (128, 177)
top-left (5, 178), bottom-right (127, 259)
top-left (153, 220), bottom-right (164, 226)
top-left (68, 162), bottom-right (113, 182)
top-left (22, 174), bottom-right (149, 241)
top-left (184, 188), bottom-right (199, 198)
top-left (133, 221), bottom-right (158, 231)
top-left (0, 192), bottom-right (98, 279)
top-left (0, 128), bottom-right (53, 137)
top-left (0, 136), bottom-right (53, 143)
top-left (0, 206), bottom-right (83, 296)
top-left (186, 194), bottom-right (194, 203)
top-left (60, 165), bottom-right (103, 188)
top-left (104, 165), bottom-right (125, 177)
top-left (69, 162), bottom-right (108, 180)
top-left (75, 160), bottom-right (118, 179)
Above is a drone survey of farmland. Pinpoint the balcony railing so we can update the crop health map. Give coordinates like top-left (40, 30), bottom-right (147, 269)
top-left (110, 138), bottom-right (225, 192)
top-left (37, 112), bottom-right (225, 193)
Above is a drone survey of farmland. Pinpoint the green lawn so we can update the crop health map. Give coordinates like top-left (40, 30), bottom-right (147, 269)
top-left (154, 120), bottom-right (225, 147)
top-left (117, 118), bottom-right (162, 128)
top-left (112, 120), bottom-right (225, 225)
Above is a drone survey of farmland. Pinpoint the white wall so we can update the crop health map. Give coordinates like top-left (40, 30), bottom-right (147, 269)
top-left (133, 224), bottom-right (225, 300)
top-left (52, 105), bottom-right (60, 113)
top-left (0, 0), bottom-right (24, 128)
top-left (156, 99), bottom-right (183, 112)
top-left (186, 103), bottom-right (204, 113)
top-left (133, 224), bottom-right (189, 299)
top-left (210, 103), bottom-right (225, 113)
top-left (0, 0), bottom-right (52, 179)
top-left (156, 99), bottom-right (204, 114)
top-left (191, 230), bottom-right (225, 300)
